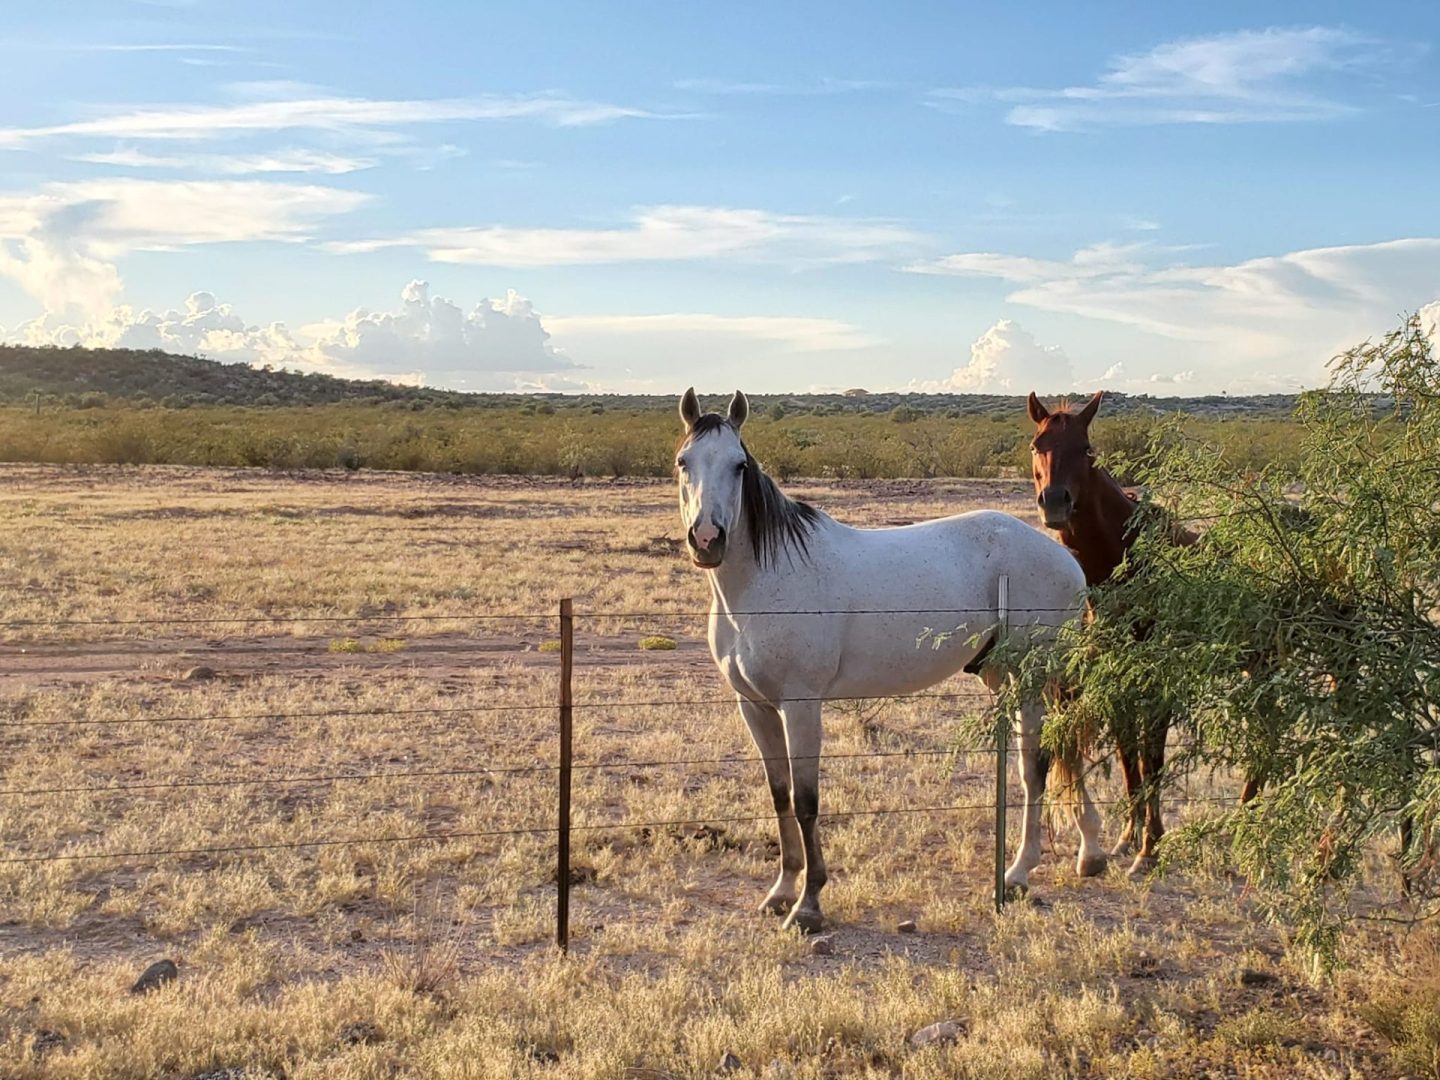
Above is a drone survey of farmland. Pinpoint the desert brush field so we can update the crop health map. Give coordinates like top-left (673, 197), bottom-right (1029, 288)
top-left (1, 464), bottom-right (1436, 1079)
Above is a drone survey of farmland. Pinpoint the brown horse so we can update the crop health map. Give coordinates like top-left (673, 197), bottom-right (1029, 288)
top-left (1026, 390), bottom-right (1197, 875)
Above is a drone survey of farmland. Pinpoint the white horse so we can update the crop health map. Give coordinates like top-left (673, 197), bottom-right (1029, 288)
top-left (676, 388), bottom-right (1104, 931)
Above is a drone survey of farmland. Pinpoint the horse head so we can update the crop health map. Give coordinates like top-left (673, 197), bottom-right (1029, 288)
top-left (675, 388), bottom-right (750, 568)
top-left (1027, 390), bottom-right (1104, 530)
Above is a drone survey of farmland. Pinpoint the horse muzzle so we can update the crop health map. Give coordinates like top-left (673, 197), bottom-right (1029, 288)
top-left (1038, 486), bottom-right (1074, 530)
top-left (687, 523), bottom-right (727, 567)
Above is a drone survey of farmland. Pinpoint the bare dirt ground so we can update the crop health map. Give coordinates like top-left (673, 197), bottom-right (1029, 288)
top-left (0, 464), bottom-right (1432, 1079)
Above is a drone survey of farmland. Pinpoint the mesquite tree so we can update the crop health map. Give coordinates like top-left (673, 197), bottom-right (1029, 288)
top-left (1007, 314), bottom-right (1440, 962)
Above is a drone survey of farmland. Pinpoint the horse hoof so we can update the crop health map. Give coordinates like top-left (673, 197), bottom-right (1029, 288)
top-left (1127, 855), bottom-right (1158, 879)
top-left (759, 895), bottom-right (794, 917)
top-left (1110, 838), bottom-right (1135, 858)
top-left (783, 908), bottom-right (824, 935)
top-left (1002, 879), bottom-right (1029, 900)
top-left (1077, 854), bottom-right (1109, 878)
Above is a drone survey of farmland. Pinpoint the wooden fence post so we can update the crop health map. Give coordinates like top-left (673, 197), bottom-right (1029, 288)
top-left (556, 597), bottom-right (574, 952)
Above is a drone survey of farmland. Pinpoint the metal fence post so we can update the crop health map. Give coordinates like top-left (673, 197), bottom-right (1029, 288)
top-left (994, 575), bottom-right (1009, 915)
top-left (556, 598), bottom-right (574, 952)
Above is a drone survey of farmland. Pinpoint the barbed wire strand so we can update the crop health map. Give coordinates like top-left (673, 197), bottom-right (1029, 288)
top-left (0, 738), bottom-right (1204, 798)
top-left (0, 691), bottom-right (993, 730)
top-left (0, 794), bottom-right (1240, 866)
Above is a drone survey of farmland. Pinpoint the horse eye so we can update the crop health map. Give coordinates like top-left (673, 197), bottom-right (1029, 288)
top-left (1084, 446), bottom-right (1096, 457)
top-left (735, 461), bottom-right (747, 474)
top-left (676, 459), bottom-right (687, 471)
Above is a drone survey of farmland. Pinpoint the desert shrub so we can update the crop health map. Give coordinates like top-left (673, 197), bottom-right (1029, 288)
top-left (1002, 314), bottom-right (1440, 964)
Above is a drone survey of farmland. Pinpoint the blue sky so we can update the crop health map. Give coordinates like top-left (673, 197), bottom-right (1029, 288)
top-left (1, 2), bottom-right (1437, 394)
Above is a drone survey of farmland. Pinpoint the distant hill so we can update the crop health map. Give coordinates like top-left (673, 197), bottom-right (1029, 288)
top-left (0, 343), bottom-right (1302, 418)
top-left (0, 345), bottom-right (467, 407)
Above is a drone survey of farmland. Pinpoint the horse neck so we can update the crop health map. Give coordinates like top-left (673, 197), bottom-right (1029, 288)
top-left (1060, 466), bottom-right (1137, 586)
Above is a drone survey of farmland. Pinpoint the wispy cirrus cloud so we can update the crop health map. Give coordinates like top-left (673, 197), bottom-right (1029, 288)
top-left (334, 204), bottom-right (926, 268)
top-left (909, 234), bottom-right (1440, 384)
top-left (932, 26), bottom-right (1405, 131)
top-left (71, 147), bottom-right (378, 175)
top-left (546, 312), bottom-right (879, 353)
top-left (0, 92), bottom-right (672, 147)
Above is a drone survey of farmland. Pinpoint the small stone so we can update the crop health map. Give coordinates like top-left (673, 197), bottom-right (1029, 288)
top-left (1239, 968), bottom-right (1280, 987)
top-left (810, 936), bottom-right (834, 956)
top-left (130, 959), bottom-right (178, 994)
top-left (349, 928), bottom-right (365, 942)
top-left (180, 666), bottom-right (217, 682)
top-left (910, 1019), bottom-right (964, 1048)
top-left (30, 1030), bottom-right (65, 1059)
top-left (339, 1021), bottom-right (381, 1046)
top-left (897, 919), bottom-right (918, 934)
top-left (715, 1051), bottom-right (743, 1074)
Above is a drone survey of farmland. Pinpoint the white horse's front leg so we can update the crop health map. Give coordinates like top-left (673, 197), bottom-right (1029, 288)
top-left (737, 697), bottom-right (804, 917)
top-left (1005, 699), bottom-right (1048, 892)
top-left (778, 699), bottom-right (827, 933)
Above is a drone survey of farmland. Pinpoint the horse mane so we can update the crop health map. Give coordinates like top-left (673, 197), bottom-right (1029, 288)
top-left (680, 414), bottom-right (823, 568)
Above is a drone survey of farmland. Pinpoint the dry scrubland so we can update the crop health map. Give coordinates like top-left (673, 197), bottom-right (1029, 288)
top-left (1, 465), bottom-right (1435, 1079)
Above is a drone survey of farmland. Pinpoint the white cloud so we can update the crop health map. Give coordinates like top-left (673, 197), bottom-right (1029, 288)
top-left (0, 93), bottom-right (667, 147)
top-left (0, 178), bottom-right (368, 315)
top-left (911, 319), bottom-right (1075, 393)
top-left (909, 241), bottom-right (1150, 283)
top-left (70, 147), bottom-right (378, 174)
top-left (1422, 299), bottom-right (1440, 342)
top-left (910, 236), bottom-right (1440, 387)
top-left (7, 281), bottom-right (580, 390)
top-left (304, 281), bottom-right (573, 385)
top-left (337, 204), bottom-right (925, 268)
top-left (545, 312), bottom-right (879, 352)
top-left (933, 27), bottom-right (1399, 131)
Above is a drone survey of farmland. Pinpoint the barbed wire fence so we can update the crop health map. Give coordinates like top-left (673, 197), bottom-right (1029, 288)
top-left (0, 593), bottom-right (1236, 951)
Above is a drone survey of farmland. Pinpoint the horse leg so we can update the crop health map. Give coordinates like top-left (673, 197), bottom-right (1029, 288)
top-left (779, 699), bottom-right (827, 934)
top-left (1005, 696), bottom-right (1049, 893)
top-left (1239, 773), bottom-right (1262, 805)
top-left (738, 698), bottom-right (804, 917)
top-left (1111, 734), bottom-right (1142, 858)
top-left (1062, 747), bottom-right (1108, 878)
top-left (1129, 721), bottom-right (1167, 878)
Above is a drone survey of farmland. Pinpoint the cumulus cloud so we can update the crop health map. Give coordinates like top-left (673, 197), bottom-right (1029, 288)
top-left (7, 281), bottom-right (580, 390)
top-left (912, 319), bottom-right (1075, 393)
top-left (910, 236), bottom-right (1440, 388)
top-left (302, 281), bottom-right (574, 386)
top-left (335, 204), bottom-right (925, 268)
top-left (931, 26), bottom-right (1406, 131)
top-left (0, 178), bottom-right (368, 317)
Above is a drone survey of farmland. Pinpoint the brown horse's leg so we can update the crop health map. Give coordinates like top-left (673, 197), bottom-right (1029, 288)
top-left (1111, 736), bottom-right (1141, 858)
top-left (1129, 727), bottom-right (1166, 878)
top-left (1239, 774), bottom-right (1262, 805)
top-left (1399, 814), bottom-right (1417, 898)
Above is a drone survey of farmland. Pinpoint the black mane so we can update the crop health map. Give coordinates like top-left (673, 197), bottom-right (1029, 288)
top-left (683, 414), bottom-right (822, 568)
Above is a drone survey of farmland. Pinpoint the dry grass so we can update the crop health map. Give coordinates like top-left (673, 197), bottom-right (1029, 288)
top-left (0, 463), bottom-right (1431, 1079)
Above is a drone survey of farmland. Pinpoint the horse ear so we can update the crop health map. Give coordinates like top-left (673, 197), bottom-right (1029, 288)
top-left (679, 387), bottom-right (701, 430)
top-left (1076, 390), bottom-right (1104, 427)
top-left (1026, 392), bottom-right (1050, 425)
top-left (727, 389), bottom-right (749, 429)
